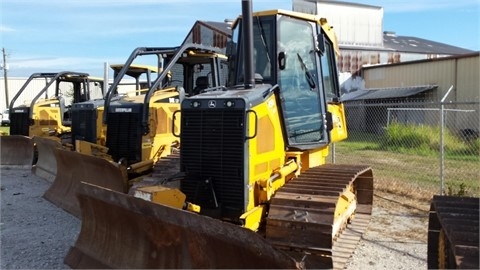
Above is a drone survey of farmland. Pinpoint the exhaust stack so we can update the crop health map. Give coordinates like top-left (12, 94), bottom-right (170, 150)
top-left (242, 0), bottom-right (255, 89)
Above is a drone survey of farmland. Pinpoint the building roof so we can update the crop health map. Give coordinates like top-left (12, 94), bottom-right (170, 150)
top-left (198, 21), bottom-right (232, 37)
top-left (383, 32), bottom-right (474, 55)
top-left (342, 85), bottom-right (438, 101)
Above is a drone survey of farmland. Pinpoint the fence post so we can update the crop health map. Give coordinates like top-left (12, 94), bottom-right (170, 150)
top-left (439, 85), bottom-right (454, 195)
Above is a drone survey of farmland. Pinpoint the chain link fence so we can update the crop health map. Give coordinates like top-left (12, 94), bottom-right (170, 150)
top-left (329, 100), bottom-right (479, 201)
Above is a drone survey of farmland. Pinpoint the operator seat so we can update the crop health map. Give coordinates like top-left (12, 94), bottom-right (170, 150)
top-left (193, 76), bottom-right (209, 95)
top-left (58, 96), bottom-right (71, 126)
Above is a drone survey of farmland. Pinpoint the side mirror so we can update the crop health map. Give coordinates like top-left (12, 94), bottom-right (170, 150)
top-left (316, 34), bottom-right (325, 55)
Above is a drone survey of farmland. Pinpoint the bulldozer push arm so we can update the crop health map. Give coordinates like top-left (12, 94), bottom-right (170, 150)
top-left (65, 0), bottom-right (374, 268)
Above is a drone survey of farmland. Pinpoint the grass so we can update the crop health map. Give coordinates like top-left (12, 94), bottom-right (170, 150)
top-left (381, 123), bottom-right (479, 162)
top-left (0, 126), bottom-right (9, 135)
top-left (333, 126), bottom-right (480, 200)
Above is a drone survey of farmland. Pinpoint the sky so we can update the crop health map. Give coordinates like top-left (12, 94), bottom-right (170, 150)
top-left (1, 0), bottom-right (479, 78)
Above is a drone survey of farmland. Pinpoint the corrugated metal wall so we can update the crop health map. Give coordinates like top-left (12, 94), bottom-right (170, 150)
top-left (362, 53), bottom-right (479, 131)
top-left (456, 56), bottom-right (480, 101)
top-left (363, 54), bottom-right (479, 102)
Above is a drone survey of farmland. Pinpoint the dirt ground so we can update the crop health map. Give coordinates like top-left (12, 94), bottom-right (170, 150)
top-left (1, 166), bottom-right (429, 269)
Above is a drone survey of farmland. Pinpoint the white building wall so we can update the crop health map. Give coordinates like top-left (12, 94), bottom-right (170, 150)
top-left (293, 0), bottom-right (384, 48)
top-left (0, 77), bottom-right (136, 111)
top-left (0, 77), bottom-right (56, 111)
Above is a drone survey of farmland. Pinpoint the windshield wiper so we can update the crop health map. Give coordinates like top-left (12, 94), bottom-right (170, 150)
top-left (297, 53), bottom-right (316, 91)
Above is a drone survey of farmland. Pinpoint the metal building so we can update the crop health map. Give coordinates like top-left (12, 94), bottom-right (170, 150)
top-left (292, 0), bottom-right (474, 94)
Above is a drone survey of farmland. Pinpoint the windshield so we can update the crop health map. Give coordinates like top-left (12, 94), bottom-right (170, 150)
top-left (277, 16), bottom-right (325, 145)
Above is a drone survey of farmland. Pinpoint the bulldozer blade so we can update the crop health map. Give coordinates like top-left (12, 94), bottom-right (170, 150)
top-left (43, 148), bottom-right (128, 218)
top-left (31, 136), bottom-right (63, 182)
top-left (65, 182), bottom-right (301, 269)
top-left (0, 135), bottom-right (35, 168)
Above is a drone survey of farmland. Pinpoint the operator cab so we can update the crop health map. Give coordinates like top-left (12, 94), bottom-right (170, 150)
top-left (228, 10), bottom-right (341, 150)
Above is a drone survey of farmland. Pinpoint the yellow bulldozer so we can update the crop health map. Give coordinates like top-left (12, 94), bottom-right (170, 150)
top-left (0, 72), bottom-right (104, 171)
top-left (69, 63), bottom-right (159, 157)
top-left (64, 1), bottom-right (373, 269)
top-left (44, 44), bottom-right (230, 217)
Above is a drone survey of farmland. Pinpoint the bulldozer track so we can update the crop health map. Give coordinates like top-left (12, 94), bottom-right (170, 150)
top-left (128, 151), bottom-right (181, 193)
top-left (136, 157), bottom-right (373, 269)
top-left (266, 164), bottom-right (374, 269)
top-left (151, 150), bottom-right (181, 180)
top-left (427, 195), bottom-right (479, 269)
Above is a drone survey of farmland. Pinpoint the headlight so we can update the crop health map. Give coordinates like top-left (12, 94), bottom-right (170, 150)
top-left (191, 101), bottom-right (201, 108)
top-left (225, 100), bottom-right (235, 108)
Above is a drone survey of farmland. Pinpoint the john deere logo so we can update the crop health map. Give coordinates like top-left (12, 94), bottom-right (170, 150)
top-left (208, 100), bottom-right (216, 108)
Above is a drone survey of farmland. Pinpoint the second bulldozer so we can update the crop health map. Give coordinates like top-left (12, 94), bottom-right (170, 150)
top-left (65, 1), bottom-right (374, 269)
top-left (45, 43), bottom-right (229, 218)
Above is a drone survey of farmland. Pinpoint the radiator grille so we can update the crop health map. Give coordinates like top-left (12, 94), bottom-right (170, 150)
top-left (71, 107), bottom-right (97, 144)
top-left (106, 104), bottom-right (143, 164)
top-left (180, 108), bottom-right (245, 220)
top-left (9, 108), bottom-right (30, 136)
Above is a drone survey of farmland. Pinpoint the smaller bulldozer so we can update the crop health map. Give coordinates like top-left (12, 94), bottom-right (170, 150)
top-left (44, 43), bottom-right (230, 218)
top-left (0, 72), bottom-right (104, 172)
top-left (70, 63), bottom-right (160, 157)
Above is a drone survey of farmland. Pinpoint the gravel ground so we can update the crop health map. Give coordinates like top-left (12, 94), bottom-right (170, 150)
top-left (1, 167), bottom-right (429, 269)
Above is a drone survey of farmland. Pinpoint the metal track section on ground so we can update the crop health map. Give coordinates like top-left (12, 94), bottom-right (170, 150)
top-left (266, 164), bottom-right (374, 269)
top-left (427, 195), bottom-right (479, 269)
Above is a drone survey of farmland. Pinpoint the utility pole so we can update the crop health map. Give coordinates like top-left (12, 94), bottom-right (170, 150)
top-left (2, 48), bottom-right (9, 108)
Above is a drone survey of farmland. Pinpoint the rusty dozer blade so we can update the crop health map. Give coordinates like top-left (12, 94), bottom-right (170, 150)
top-left (31, 136), bottom-right (64, 182)
top-left (65, 182), bottom-right (300, 269)
top-left (0, 135), bottom-right (35, 167)
top-left (43, 148), bottom-right (128, 218)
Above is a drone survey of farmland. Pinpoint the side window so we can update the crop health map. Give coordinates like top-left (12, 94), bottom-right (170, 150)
top-left (58, 81), bottom-right (74, 106)
top-left (253, 19), bottom-right (273, 81)
top-left (231, 16), bottom-right (275, 86)
top-left (320, 40), bottom-right (338, 101)
top-left (89, 81), bottom-right (104, 100)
